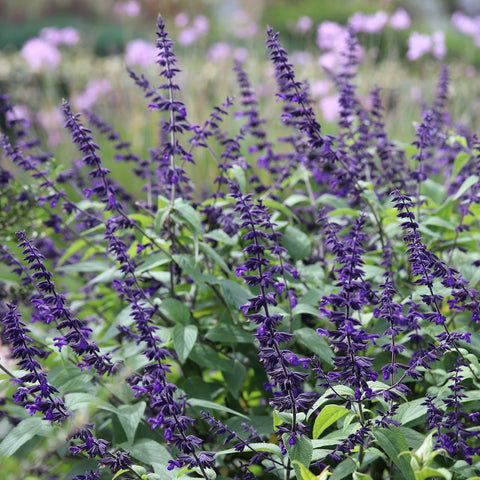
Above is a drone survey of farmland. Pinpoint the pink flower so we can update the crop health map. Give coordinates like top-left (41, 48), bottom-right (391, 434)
top-left (178, 27), bottom-right (198, 46)
top-left (174, 12), bottom-right (189, 28)
top-left (21, 38), bottom-right (61, 71)
top-left (114, 0), bottom-right (140, 17)
top-left (205, 42), bottom-right (232, 62)
top-left (406, 32), bottom-right (432, 61)
top-left (389, 8), bottom-right (411, 30)
top-left (125, 39), bottom-right (156, 67)
top-left (37, 107), bottom-right (63, 147)
top-left (177, 14), bottom-right (209, 46)
top-left (451, 11), bottom-right (479, 36)
top-left (192, 15), bottom-right (209, 36)
top-left (40, 26), bottom-right (79, 45)
top-left (432, 31), bottom-right (446, 59)
top-left (72, 80), bottom-right (112, 110)
top-left (310, 79), bottom-right (331, 98)
top-left (296, 16), bottom-right (313, 34)
top-left (349, 11), bottom-right (388, 34)
top-left (316, 21), bottom-right (346, 51)
top-left (6, 104), bottom-right (30, 128)
top-left (232, 10), bottom-right (258, 39)
top-left (320, 95), bottom-right (340, 122)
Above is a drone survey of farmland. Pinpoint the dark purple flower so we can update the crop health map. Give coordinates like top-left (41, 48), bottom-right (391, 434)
top-left (2, 303), bottom-right (70, 422)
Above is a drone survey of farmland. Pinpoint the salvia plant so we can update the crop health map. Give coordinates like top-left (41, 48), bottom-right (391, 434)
top-left (1, 14), bottom-right (480, 480)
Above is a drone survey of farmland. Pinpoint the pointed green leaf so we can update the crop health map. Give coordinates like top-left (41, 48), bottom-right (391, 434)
top-left (189, 398), bottom-right (250, 419)
top-left (373, 427), bottom-right (415, 480)
top-left (282, 225), bottom-right (311, 261)
top-left (159, 298), bottom-right (191, 324)
top-left (284, 434), bottom-right (313, 480)
top-left (173, 324), bottom-right (198, 363)
top-left (451, 152), bottom-right (471, 182)
top-left (199, 241), bottom-right (231, 274)
top-left (313, 405), bottom-right (350, 439)
top-left (173, 199), bottom-right (203, 235)
top-left (292, 461), bottom-right (319, 480)
top-left (0, 417), bottom-right (53, 457)
top-left (416, 467), bottom-right (451, 480)
top-left (205, 323), bottom-right (254, 344)
top-left (223, 360), bottom-right (247, 395)
top-left (116, 402), bottom-right (146, 444)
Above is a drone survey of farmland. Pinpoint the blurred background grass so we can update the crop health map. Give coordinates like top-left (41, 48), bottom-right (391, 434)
top-left (1, 0), bottom-right (480, 196)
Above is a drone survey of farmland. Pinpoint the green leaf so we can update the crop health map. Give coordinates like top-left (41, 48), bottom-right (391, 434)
top-left (0, 417), bottom-right (53, 457)
top-left (173, 324), bottom-right (198, 363)
top-left (172, 254), bottom-right (206, 290)
top-left (281, 225), bottom-right (311, 261)
top-left (296, 328), bottom-right (334, 364)
top-left (263, 198), bottom-right (298, 220)
top-left (292, 461), bottom-right (319, 480)
top-left (396, 399), bottom-right (427, 426)
top-left (135, 252), bottom-right (170, 274)
top-left (189, 344), bottom-right (234, 373)
top-left (173, 199), bottom-right (203, 235)
top-left (284, 434), bottom-right (313, 480)
top-left (48, 366), bottom-right (93, 394)
top-left (353, 472), bottom-right (373, 480)
top-left (199, 241), bottom-right (231, 274)
top-left (313, 405), bottom-right (350, 439)
top-left (159, 298), bottom-right (191, 324)
top-left (373, 427), bottom-right (415, 480)
top-left (307, 386), bottom-right (354, 421)
top-left (223, 360), bottom-right (247, 395)
top-left (205, 228), bottom-right (238, 246)
top-left (115, 402), bottom-right (146, 445)
top-left (205, 323), bottom-right (254, 344)
top-left (65, 392), bottom-right (103, 411)
top-left (189, 398), bottom-right (250, 419)
top-left (451, 152), bottom-right (471, 182)
top-left (219, 279), bottom-right (251, 311)
top-left (57, 260), bottom-right (111, 273)
top-left (229, 164), bottom-right (247, 192)
top-left (57, 238), bottom-right (87, 266)
top-left (453, 175), bottom-right (479, 200)
top-left (420, 178), bottom-right (447, 205)
top-left (416, 467), bottom-right (451, 480)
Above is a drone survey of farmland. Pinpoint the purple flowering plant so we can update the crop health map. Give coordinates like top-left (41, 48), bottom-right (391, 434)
top-left (1, 12), bottom-right (480, 480)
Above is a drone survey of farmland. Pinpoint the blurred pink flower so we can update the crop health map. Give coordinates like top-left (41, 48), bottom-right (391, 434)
top-left (205, 43), bottom-right (248, 63)
top-left (320, 95), bottom-right (339, 122)
top-left (37, 107), bottom-right (63, 147)
top-left (72, 80), bottom-right (112, 110)
top-left (296, 16), bottom-right (313, 34)
top-left (178, 27), bottom-right (198, 46)
top-left (125, 39), bottom-right (156, 67)
top-left (114, 1), bottom-right (141, 17)
top-left (310, 79), bottom-right (331, 98)
top-left (406, 32), bottom-right (432, 61)
top-left (316, 21), bottom-right (346, 51)
top-left (178, 14), bottom-right (209, 46)
top-left (451, 11), bottom-right (479, 36)
top-left (205, 42), bottom-right (232, 62)
top-left (349, 11), bottom-right (388, 34)
top-left (175, 12), bottom-right (189, 28)
top-left (318, 51), bottom-right (340, 71)
top-left (192, 14), bottom-right (209, 36)
top-left (432, 31), bottom-right (446, 59)
top-left (6, 104), bottom-right (30, 128)
top-left (21, 38), bottom-right (61, 71)
top-left (40, 26), bottom-right (79, 45)
top-left (290, 50), bottom-right (313, 65)
top-left (389, 8), bottom-right (411, 30)
top-left (232, 11), bottom-right (258, 39)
